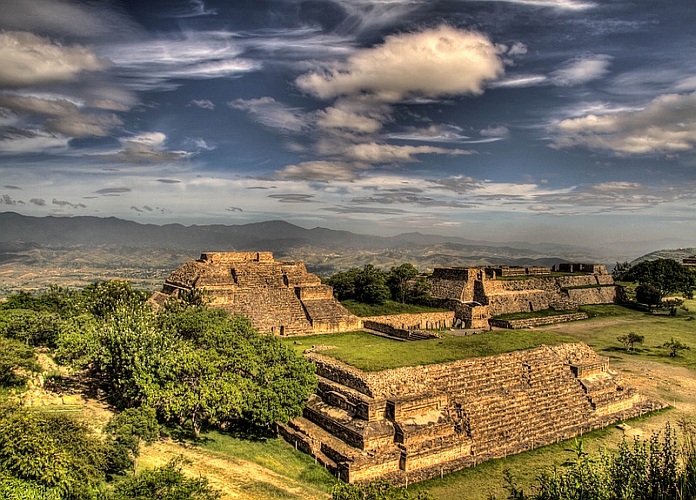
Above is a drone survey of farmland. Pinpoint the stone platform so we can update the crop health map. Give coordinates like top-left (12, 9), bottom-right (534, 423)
top-left (279, 342), bottom-right (663, 484)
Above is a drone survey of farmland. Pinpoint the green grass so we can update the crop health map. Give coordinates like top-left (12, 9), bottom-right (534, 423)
top-left (545, 301), bottom-right (696, 369)
top-left (194, 429), bottom-right (338, 492)
top-left (282, 329), bottom-right (576, 372)
top-left (340, 299), bottom-right (449, 317)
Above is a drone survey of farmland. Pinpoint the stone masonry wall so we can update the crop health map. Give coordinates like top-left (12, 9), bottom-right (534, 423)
top-left (489, 312), bottom-right (588, 329)
top-left (289, 342), bottom-right (662, 485)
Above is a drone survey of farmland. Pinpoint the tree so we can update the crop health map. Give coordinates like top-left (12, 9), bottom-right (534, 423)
top-left (150, 308), bottom-right (316, 437)
top-left (105, 406), bottom-right (160, 473)
top-left (0, 336), bottom-right (39, 387)
top-left (108, 458), bottom-right (220, 500)
top-left (0, 309), bottom-right (61, 347)
top-left (78, 280), bottom-right (149, 319)
top-left (326, 268), bottom-right (361, 301)
top-left (663, 338), bottom-right (690, 357)
top-left (355, 265), bottom-right (390, 305)
top-left (617, 332), bottom-right (644, 353)
top-left (243, 332), bottom-right (317, 427)
top-left (635, 283), bottom-right (662, 311)
top-left (387, 264), bottom-right (420, 304)
top-left (612, 261), bottom-right (631, 280)
top-left (623, 259), bottom-right (696, 300)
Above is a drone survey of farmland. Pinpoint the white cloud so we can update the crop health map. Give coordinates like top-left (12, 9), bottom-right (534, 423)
top-left (0, 130), bottom-right (70, 155)
top-left (93, 132), bottom-right (190, 164)
top-left (0, 94), bottom-right (123, 138)
top-left (296, 25), bottom-right (504, 101)
top-left (276, 161), bottom-right (369, 182)
top-left (469, 0), bottom-right (597, 10)
top-left (490, 75), bottom-right (547, 88)
top-left (315, 107), bottom-right (383, 133)
top-left (189, 99), bottom-right (215, 110)
top-left (480, 126), bottom-right (510, 139)
top-left (0, 32), bottom-right (108, 89)
top-left (229, 97), bottom-right (308, 133)
top-left (387, 124), bottom-right (474, 143)
top-left (550, 54), bottom-right (612, 86)
top-left (344, 143), bottom-right (473, 163)
top-left (551, 91), bottom-right (696, 155)
top-left (0, 0), bottom-right (133, 37)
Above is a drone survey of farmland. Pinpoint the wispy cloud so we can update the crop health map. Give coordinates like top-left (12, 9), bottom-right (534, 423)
top-left (229, 97), bottom-right (309, 133)
top-left (92, 132), bottom-right (190, 164)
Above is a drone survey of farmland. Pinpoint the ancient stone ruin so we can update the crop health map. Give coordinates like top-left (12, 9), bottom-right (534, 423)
top-left (429, 264), bottom-right (623, 328)
top-left (149, 252), bottom-right (360, 335)
top-left (279, 343), bottom-right (662, 484)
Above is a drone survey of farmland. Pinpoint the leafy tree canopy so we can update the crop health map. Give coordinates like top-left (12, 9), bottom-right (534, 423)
top-left (621, 259), bottom-right (696, 299)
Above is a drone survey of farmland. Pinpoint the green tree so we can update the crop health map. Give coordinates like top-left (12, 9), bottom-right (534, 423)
top-left (151, 308), bottom-right (315, 437)
top-left (0, 309), bottom-right (61, 347)
top-left (355, 265), bottom-right (390, 305)
top-left (387, 264), bottom-right (420, 304)
top-left (105, 406), bottom-right (160, 473)
top-left (635, 283), bottom-right (662, 311)
top-left (617, 332), bottom-right (644, 353)
top-left (243, 332), bottom-right (317, 427)
top-left (623, 259), bottom-right (696, 300)
top-left (0, 336), bottom-right (39, 387)
top-left (327, 268), bottom-right (362, 301)
top-left (108, 458), bottom-right (220, 500)
top-left (662, 338), bottom-right (690, 357)
top-left (78, 280), bottom-right (149, 319)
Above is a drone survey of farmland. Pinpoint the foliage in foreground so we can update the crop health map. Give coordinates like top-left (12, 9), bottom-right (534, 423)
top-left (494, 423), bottom-right (696, 500)
top-left (332, 479), bottom-right (433, 500)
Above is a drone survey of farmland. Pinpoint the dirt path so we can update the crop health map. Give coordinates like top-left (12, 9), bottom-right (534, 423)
top-left (139, 439), bottom-right (331, 500)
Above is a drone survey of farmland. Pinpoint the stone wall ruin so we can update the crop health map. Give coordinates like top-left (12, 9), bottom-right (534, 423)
top-left (279, 343), bottom-right (663, 484)
top-left (149, 252), bottom-right (361, 335)
top-left (429, 264), bottom-right (622, 327)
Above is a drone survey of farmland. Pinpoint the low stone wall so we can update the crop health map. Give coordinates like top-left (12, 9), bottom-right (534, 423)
top-left (360, 312), bottom-right (454, 340)
top-left (489, 312), bottom-right (588, 329)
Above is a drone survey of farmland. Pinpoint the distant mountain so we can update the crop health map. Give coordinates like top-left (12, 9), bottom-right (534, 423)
top-left (0, 211), bottom-right (652, 274)
top-left (628, 248), bottom-right (696, 266)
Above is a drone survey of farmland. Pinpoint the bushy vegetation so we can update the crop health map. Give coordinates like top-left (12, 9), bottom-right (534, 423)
top-left (326, 263), bottom-right (432, 306)
top-left (0, 281), bottom-right (319, 498)
top-left (494, 423), bottom-right (696, 500)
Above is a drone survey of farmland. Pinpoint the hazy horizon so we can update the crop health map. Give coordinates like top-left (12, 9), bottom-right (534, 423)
top-left (1, 0), bottom-right (695, 247)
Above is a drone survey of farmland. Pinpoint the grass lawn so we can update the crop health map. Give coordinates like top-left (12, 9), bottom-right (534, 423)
top-left (545, 301), bottom-right (696, 369)
top-left (282, 329), bottom-right (576, 372)
top-left (340, 299), bottom-right (449, 317)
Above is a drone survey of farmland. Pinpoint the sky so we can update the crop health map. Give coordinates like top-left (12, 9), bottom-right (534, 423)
top-left (1, 0), bottom-right (695, 247)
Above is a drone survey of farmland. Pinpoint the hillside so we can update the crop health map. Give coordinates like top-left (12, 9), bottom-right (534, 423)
top-left (629, 248), bottom-right (696, 266)
top-left (1, 211), bottom-right (685, 297)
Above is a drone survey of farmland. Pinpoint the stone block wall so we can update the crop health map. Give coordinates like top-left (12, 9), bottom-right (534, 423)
top-left (489, 312), bottom-right (588, 329)
top-left (428, 266), bottom-right (622, 326)
top-left (285, 342), bottom-right (662, 485)
top-left (149, 252), bottom-right (360, 336)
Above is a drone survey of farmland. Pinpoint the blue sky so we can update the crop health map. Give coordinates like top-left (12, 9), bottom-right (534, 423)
top-left (1, 0), bottom-right (695, 247)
